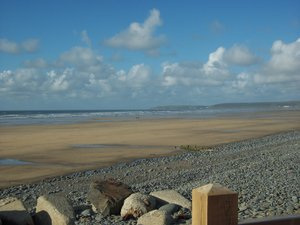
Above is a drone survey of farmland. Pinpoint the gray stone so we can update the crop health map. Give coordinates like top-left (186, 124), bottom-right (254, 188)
top-left (292, 196), bottom-right (298, 203)
top-left (287, 206), bottom-right (294, 213)
top-left (150, 190), bottom-right (191, 209)
top-left (137, 209), bottom-right (172, 225)
top-left (35, 194), bottom-right (75, 225)
top-left (95, 214), bottom-right (103, 222)
top-left (88, 179), bottom-right (132, 216)
top-left (80, 209), bottom-right (92, 217)
top-left (159, 204), bottom-right (180, 215)
top-left (0, 197), bottom-right (34, 225)
top-left (121, 193), bottom-right (156, 219)
top-left (239, 202), bottom-right (248, 212)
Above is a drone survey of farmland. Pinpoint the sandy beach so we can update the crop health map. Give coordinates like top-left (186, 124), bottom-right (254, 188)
top-left (1, 110), bottom-right (300, 188)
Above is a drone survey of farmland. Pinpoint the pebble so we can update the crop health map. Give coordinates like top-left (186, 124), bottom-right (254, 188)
top-left (81, 209), bottom-right (93, 217)
top-left (0, 131), bottom-right (299, 225)
top-left (292, 196), bottom-right (298, 203)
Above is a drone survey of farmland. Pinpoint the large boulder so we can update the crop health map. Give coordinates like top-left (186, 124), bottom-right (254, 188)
top-left (137, 209), bottom-right (173, 225)
top-left (121, 193), bottom-right (156, 219)
top-left (150, 190), bottom-right (191, 210)
top-left (35, 194), bottom-right (75, 225)
top-left (88, 179), bottom-right (132, 216)
top-left (0, 197), bottom-right (34, 225)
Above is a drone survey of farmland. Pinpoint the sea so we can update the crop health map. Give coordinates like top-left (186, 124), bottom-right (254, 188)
top-left (1, 101), bottom-right (299, 126)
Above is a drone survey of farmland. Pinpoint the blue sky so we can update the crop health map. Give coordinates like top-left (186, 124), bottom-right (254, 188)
top-left (0, 0), bottom-right (299, 109)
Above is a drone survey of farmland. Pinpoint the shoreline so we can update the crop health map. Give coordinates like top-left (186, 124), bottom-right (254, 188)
top-left (0, 110), bottom-right (300, 188)
top-left (1, 129), bottom-right (298, 190)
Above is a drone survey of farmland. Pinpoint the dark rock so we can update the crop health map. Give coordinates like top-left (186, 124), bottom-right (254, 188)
top-left (159, 203), bottom-right (180, 215)
top-left (0, 197), bottom-right (34, 225)
top-left (88, 179), bottom-right (132, 216)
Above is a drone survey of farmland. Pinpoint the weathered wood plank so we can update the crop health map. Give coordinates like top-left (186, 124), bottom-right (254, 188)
top-left (192, 183), bottom-right (238, 225)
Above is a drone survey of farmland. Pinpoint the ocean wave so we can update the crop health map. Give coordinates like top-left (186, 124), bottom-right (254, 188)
top-left (0, 104), bottom-right (299, 126)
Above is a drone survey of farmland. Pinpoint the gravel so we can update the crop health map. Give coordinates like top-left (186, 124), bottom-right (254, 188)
top-left (1, 130), bottom-right (300, 224)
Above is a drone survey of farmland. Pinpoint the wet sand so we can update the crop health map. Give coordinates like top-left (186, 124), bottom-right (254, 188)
top-left (0, 110), bottom-right (300, 188)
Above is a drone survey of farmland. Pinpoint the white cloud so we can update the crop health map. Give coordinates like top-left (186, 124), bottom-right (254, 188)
top-left (59, 46), bottom-right (102, 66)
top-left (0, 38), bottom-right (39, 54)
top-left (0, 70), bottom-right (15, 92)
top-left (46, 70), bottom-right (70, 92)
top-left (58, 46), bottom-right (111, 75)
top-left (127, 64), bottom-right (151, 88)
top-left (116, 64), bottom-right (151, 89)
top-left (81, 30), bottom-right (92, 47)
top-left (232, 72), bottom-right (251, 90)
top-left (162, 62), bottom-right (199, 87)
top-left (104, 9), bottom-right (165, 53)
top-left (203, 47), bottom-right (227, 75)
top-left (0, 68), bottom-right (42, 95)
top-left (163, 47), bottom-right (229, 87)
top-left (224, 45), bottom-right (259, 66)
top-left (0, 45), bottom-right (152, 99)
top-left (1, 38), bottom-right (300, 106)
top-left (268, 38), bottom-right (300, 73)
top-left (254, 38), bottom-right (300, 83)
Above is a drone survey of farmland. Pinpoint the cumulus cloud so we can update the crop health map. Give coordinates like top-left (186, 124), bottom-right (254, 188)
top-left (162, 47), bottom-right (229, 87)
top-left (254, 38), bottom-right (300, 83)
top-left (59, 47), bottom-right (101, 66)
top-left (0, 67), bottom-right (110, 98)
top-left (1, 38), bottom-right (300, 106)
top-left (46, 70), bottom-right (70, 92)
top-left (224, 45), bottom-right (260, 66)
top-left (0, 38), bottom-right (39, 54)
top-left (203, 47), bottom-right (227, 75)
top-left (0, 68), bottom-right (42, 96)
top-left (104, 9), bottom-right (165, 54)
top-left (116, 64), bottom-right (151, 90)
top-left (160, 39), bottom-right (300, 100)
top-left (126, 64), bottom-right (151, 88)
top-left (57, 46), bottom-right (110, 75)
top-left (231, 72), bottom-right (251, 90)
top-left (0, 45), bottom-right (153, 100)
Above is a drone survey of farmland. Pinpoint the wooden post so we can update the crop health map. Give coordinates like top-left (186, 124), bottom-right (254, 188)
top-left (192, 183), bottom-right (238, 225)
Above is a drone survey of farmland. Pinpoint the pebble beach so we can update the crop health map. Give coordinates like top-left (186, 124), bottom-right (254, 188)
top-left (1, 130), bottom-right (299, 224)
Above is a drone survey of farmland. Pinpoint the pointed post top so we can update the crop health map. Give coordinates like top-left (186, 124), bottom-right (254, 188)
top-left (193, 183), bottom-right (236, 196)
top-left (192, 183), bottom-right (238, 225)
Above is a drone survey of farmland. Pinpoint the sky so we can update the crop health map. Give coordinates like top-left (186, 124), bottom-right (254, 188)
top-left (0, 0), bottom-right (299, 110)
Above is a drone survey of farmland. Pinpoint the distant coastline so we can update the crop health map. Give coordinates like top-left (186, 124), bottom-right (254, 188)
top-left (1, 100), bottom-right (299, 126)
top-left (150, 100), bottom-right (300, 111)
